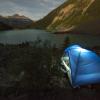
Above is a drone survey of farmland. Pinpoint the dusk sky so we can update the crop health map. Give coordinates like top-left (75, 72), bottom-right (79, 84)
top-left (0, 0), bottom-right (66, 20)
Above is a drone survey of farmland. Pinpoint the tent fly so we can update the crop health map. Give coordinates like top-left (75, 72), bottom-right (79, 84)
top-left (61, 45), bottom-right (100, 87)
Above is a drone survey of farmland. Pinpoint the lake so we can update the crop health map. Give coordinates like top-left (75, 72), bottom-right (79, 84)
top-left (0, 29), bottom-right (100, 47)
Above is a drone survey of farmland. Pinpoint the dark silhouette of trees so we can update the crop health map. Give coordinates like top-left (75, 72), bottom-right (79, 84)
top-left (62, 36), bottom-right (71, 50)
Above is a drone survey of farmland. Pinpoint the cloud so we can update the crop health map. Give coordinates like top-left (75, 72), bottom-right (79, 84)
top-left (42, 0), bottom-right (49, 3)
top-left (0, 0), bottom-right (66, 20)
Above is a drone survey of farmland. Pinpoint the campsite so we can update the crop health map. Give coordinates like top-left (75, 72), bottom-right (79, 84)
top-left (0, 42), bottom-right (100, 100)
top-left (0, 0), bottom-right (100, 100)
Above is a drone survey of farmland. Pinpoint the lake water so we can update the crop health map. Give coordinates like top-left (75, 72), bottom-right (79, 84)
top-left (0, 29), bottom-right (100, 47)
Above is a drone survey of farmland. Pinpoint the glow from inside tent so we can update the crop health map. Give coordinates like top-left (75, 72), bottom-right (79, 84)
top-left (76, 47), bottom-right (88, 52)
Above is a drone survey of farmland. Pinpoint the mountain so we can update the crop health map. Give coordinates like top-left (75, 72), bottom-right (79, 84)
top-left (35, 0), bottom-right (100, 34)
top-left (0, 14), bottom-right (34, 30)
top-left (0, 16), bottom-right (13, 30)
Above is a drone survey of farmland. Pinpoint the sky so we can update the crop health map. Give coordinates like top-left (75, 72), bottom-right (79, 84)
top-left (0, 0), bottom-right (66, 20)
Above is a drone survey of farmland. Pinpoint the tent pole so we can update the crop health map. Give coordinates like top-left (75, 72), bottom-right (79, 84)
top-left (74, 50), bottom-right (81, 83)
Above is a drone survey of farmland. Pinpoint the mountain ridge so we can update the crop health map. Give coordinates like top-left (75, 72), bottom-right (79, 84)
top-left (0, 14), bottom-right (35, 30)
top-left (35, 0), bottom-right (100, 34)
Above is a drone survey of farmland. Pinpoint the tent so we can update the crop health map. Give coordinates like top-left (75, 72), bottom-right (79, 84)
top-left (61, 45), bottom-right (100, 87)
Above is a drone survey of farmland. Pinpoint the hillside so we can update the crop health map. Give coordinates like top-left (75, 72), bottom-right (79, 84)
top-left (0, 14), bottom-right (35, 30)
top-left (35, 0), bottom-right (100, 34)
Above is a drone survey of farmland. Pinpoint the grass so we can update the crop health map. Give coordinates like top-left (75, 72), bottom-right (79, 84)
top-left (0, 38), bottom-right (100, 100)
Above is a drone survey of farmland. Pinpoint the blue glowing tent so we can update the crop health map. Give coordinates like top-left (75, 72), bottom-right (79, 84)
top-left (61, 45), bottom-right (100, 87)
